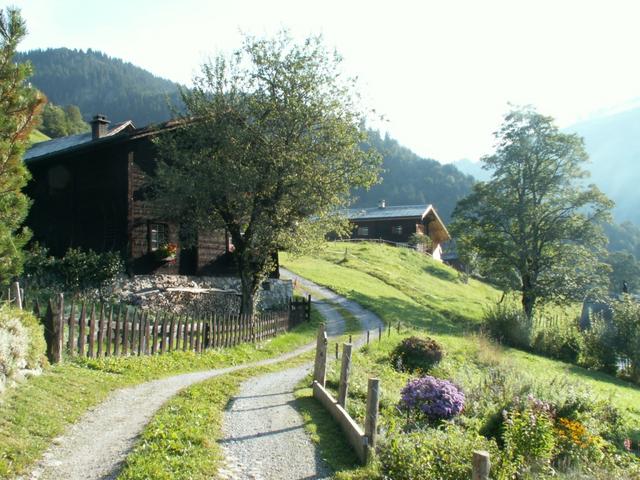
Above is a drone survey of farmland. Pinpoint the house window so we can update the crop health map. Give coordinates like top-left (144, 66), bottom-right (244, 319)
top-left (149, 223), bottom-right (168, 251)
top-left (357, 226), bottom-right (369, 236)
top-left (392, 225), bottom-right (403, 235)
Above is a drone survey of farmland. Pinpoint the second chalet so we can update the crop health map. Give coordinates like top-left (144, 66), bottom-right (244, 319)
top-left (345, 200), bottom-right (451, 261)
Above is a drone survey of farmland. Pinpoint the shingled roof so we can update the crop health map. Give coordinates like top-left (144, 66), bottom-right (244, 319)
top-left (345, 204), bottom-right (430, 220)
top-left (24, 120), bottom-right (136, 164)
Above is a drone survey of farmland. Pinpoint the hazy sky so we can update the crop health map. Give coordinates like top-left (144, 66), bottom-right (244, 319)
top-left (13, 0), bottom-right (640, 163)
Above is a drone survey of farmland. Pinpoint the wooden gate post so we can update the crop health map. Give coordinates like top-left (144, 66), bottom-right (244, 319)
top-left (365, 378), bottom-right (380, 452)
top-left (337, 343), bottom-right (352, 408)
top-left (45, 294), bottom-right (65, 363)
top-left (313, 324), bottom-right (328, 387)
top-left (10, 281), bottom-right (22, 310)
top-left (472, 451), bottom-right (491, 480)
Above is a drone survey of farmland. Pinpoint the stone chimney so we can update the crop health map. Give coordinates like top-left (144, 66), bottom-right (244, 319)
top-left (90, 114), bottom-right (110, 140)
top-left (378, 199), bottom-right (386, 209)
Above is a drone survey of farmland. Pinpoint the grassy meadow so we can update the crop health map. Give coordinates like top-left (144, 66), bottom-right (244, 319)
top-left (283, 242), bottom-right (640, 478)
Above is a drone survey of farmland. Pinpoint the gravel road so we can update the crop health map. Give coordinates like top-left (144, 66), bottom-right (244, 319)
top-left (23, 271), bottom-right (382, 480)
top-left (218, 270), bottom-right (383, 480)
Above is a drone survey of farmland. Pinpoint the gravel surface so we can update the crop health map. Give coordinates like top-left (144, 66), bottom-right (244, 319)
top-left (218, 271), bottom-right (384, 480)
top-left (24, 342), bottom-right (316, 480)
top-left (24, 271), bottom-right (383, 480)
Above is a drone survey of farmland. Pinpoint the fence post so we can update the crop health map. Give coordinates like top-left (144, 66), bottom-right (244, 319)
top-left (472, 451), bottom-right (491, 480)
top-left (365, 378), bottom-right (380, 452)
top-left (11, 281), bottom-right (22, 310)
top-left (378, 327), bottom-right (382, 342)
top-left (313, 324), bottom-right (328, 387)
top-left (306, 294), bottom-right (311, 321)
top-left (45, 294), bottom-right (64, 363)
top-left (366, 330), bottom-right (370, 345)
top-left (337, 343), bottom-right (352, 408)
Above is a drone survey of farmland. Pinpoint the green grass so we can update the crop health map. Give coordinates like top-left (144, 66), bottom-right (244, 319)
top-left (28, 129), bottom-right (50, 144)
top-left (281, 242), bottom-right (640, 476)
top-left (0, 311), bottom-right (324, 478)
top-left (119, 350), bottom-right (316, 479)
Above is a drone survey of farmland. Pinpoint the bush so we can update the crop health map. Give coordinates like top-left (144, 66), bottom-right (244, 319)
top-left (379, 424), bottom-right (517, 480)
top-left (0, 305), bottom-right (46, 381)
top-left (531, 317), bottom-right (581, 363)
top-left (483, 303), bottom-right (531, 349)
top-left (609, 295), bottom-right (640, 382)
top-left (23, 245), bottom-right (124, 298)
top-left (502, 396), bottom-right (556, 473)
top-left (399, 375), bottom-right (465, 423)
top-left (577, 313), bottom-right (618, 374)
top-left (390, 336), bottom-right (444, 373)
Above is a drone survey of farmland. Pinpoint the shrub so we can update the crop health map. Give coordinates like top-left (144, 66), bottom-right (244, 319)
top-left (609, 295), bottom-right (640, 382)
top-left (399, 375), bottom-right (464, 423)
top-left (23, 245), bottom-right (124, 298)
top-left (531, 318), bottom-right (581, 363)
top-left (0, 305), bottom-right (46, 381)
top-left (483, 303), bottom-right (531, 349)
top-left (577, 313), bottom-right (618, 374)
top-left (390, 336), bottom-right (444, 373)
top-left (379, 424), bottom-right (517, 480)
top-left (502, 396), bottom-right (556, 473)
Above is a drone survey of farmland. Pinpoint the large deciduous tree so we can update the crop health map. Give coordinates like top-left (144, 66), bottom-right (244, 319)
top-left (0, 8), bottom-right (43, 284)
top-left (451, 107), bottom-right (612, 318)
top-left (152, 33), bottom-right (380, 314)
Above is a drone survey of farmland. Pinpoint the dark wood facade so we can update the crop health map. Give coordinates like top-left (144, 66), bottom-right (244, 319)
top-left (346, 203), bottom-right (451, 261)
top-left (24, 119), bottom-right (233, 276)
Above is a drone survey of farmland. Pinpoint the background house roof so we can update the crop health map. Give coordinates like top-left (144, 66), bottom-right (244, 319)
top-left (345, 204), bottom-right (430, 220)
top-left (24, 120), bottom-right (135, 163)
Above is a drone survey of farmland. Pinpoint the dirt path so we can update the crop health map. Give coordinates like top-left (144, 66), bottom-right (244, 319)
top-left (218, 271), bottom-right (383, 480)
top-left (24, 272), bottom-right (382, 480)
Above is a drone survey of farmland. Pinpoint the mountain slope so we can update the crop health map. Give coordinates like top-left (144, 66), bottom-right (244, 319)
top-left (18, 48), bottom-right (183, 126)
top-left (355, 131), bottom-right (475, 221)
top-left (567, 107), bottom-right (640, 224)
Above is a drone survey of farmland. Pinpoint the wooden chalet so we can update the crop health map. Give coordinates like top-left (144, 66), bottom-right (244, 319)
top-left (345, 200), bottom-right (451, 261)
top-left (24, 114), bottom-right (233, 276)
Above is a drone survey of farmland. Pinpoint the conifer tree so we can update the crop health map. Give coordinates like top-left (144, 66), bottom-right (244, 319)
top-left (0, 8), bottom-right (43, 283)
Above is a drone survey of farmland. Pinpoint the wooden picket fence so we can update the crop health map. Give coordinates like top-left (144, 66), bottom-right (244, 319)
top-left (7, 282), bottom-right (311, 363)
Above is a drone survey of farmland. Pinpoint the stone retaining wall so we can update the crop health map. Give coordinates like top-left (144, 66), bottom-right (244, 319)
top-left (112, 275), bottom-right (293, 315)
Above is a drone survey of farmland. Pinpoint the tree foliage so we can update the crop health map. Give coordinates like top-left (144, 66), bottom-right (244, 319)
top-left (39, 102), bottom-right (88, 138)
top-left (152, 32), bottom-right (380, 314)
top-left (0, 8), bottom-right (43, 284)
top-left (451, 107), bottom-right (612, 317)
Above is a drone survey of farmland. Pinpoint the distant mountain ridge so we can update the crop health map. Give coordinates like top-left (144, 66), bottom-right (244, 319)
top-left (17, 48), bottom-right (183, 126)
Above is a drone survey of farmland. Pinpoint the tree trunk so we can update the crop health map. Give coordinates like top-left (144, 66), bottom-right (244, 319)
top-left (237, 255), bottom-right (260, 317)
top-left (239, 275), bottom-right (257, 316)
top-left (521, 285), bottom-right (536, 320)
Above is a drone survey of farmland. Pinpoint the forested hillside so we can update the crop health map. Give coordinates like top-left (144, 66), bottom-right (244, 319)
top-left (17, 48), bottom-right (182, 126)
top-left (353, 131), bottom-right (475, 220)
